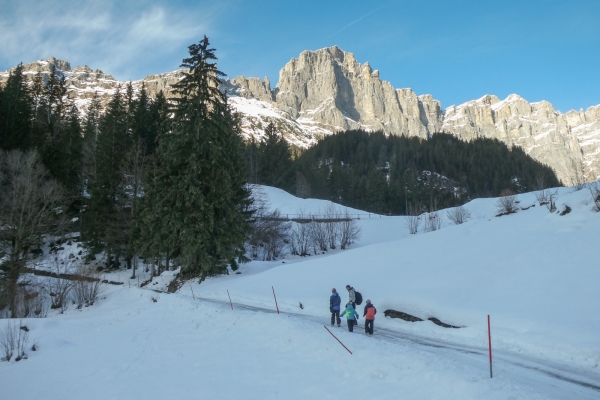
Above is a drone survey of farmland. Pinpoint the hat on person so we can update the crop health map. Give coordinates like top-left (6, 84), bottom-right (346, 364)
top-left (366, 299), bottom-right (371, 304)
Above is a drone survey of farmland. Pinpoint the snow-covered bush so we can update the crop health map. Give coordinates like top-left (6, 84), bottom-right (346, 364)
top-left (447, 206), bottom-right (471, 225)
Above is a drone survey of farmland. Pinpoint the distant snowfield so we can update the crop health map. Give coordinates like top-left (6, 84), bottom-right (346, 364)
top-left (1, 185), bottom-right (600, 399)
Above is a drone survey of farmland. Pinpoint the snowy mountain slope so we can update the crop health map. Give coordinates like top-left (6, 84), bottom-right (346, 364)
top-left (1, 185), bottom-right (600, 399)
top-left (194, 186), bottom-right (600, 371)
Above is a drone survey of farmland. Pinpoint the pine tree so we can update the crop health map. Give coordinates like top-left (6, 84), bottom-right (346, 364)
top-left (137, 36), bottom-right (251, 280)
top-left (83, 87), bottom-right (129, 265)
top-left (146, 90), bottom-right (171, 155)
top-left (257, 122), bottom-right (294, 190)
top-left (56, 104), bottom-right (83, 194)
top-left (0, 64), bottom-right (33, 150)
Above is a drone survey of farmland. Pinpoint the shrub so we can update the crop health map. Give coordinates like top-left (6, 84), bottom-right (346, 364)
top-left (73, 274), bottom-right (104, 308)
top-left (447, 205), bottom-right (471, 225)
top-left (495, 189), bottom-right (518, 215)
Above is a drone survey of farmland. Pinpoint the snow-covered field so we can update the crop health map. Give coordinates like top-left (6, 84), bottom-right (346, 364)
top-left (1, 185), bottom-right (600, 399)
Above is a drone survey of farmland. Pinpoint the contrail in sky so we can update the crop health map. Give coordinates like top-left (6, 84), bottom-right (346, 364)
top-left (330, 2), bottom-right (390, 37)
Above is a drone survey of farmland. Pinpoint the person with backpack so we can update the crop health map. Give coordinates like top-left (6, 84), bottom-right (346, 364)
top-left (363, 299), bottom-right (377, 336)
top-left (329, 288), bottom-right (342, 327)
top-left (345, 285), bottom-right (362, 308)
top-left (341, 302), bottom-right (359, 332)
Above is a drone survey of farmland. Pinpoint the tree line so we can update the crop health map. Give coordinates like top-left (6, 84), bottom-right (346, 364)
top-left (0, 37), bottom-right (251, 316)
top-left (244, 129), bottom-right (561, 214)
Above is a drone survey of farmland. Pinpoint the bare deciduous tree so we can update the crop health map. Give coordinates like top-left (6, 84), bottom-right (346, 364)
top-left (589, 182), bottom-right (600, 212)
top-left (73, 272), bottom-right (104, 308)
top-left (339, 210), bottom-right (361, 250)
top-left (0, 150), bottom-right (67, 317)
top-left (447, 205), bottom-right (471, 225)
top-left (323, 204), bottom-right (340, 250)
top-left (289, 210), bottom-right (312, 256)
top-left (308, 219), bottom-right (328, 253)
top-left (405, 202), bottom-right (420, 234)
top-left (424, 211), bottom-right (443, 232)
top-left (569, 160), bottom-right (587, 191)
top-left (0, 319), bottom-right (28, 361)
top-left (0, 320), bottom-right (16, 361)
top-left (495, 189), bottom-right (518, 215)
top-left (247, 187), bottom-right (291, 261)
top-left (48, 260), bottom-right (73, 313)
top-left (533, 171), bottom-right (547, 191)
top-left (249, 209), bottom-right (290, 261)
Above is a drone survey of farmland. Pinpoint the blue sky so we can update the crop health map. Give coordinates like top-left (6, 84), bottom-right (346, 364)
top-left (1, 0), bottom-right (598, 112)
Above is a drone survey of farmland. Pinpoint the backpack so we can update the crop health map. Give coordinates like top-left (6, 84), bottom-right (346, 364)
top-left (354, 291), bottom-right (363, 305)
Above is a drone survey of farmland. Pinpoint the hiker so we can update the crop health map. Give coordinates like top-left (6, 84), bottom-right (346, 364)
top-left (330, 288), bottom-right (342, 327)
top-left (341, 302), bottom-right (359, 332)
top-left (363, 299), bottom-right (377, 336)
top-left (345, 285), bottom-right (356, 308)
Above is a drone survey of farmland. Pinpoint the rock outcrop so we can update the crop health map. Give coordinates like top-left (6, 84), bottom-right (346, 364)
top-left (234, 46), bottom-right (442, 139)
top-left (2, 48), bottom-right (599, 184)
top-left (442, 94), bottom-right (592, 184)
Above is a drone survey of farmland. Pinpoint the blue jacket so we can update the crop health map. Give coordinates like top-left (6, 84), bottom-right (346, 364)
top-left (341, 303), bottom-right (359, 320)
top-left (330, 292), bottom-right (341, 310)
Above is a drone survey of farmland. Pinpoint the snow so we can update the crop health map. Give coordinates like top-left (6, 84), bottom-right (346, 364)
top-left (1, 185), bottom-right (600, 399)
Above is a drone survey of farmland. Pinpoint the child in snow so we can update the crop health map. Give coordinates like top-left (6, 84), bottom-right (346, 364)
top-left (330, 288), bottom-right (342, 327)
top-left (363, 299), bottom-right (377, 336)
top-left (341, 302), bottom-right (359, 332)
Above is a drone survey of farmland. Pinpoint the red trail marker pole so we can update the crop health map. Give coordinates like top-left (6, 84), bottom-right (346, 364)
top-left (324, 326), bottom-right (352, 354)
top-left (272, 286), bottom-right (280, 314)
top-left (488, 315), bottom-right (493, 378)
top-left (227, 289), bottom-right (234, 310)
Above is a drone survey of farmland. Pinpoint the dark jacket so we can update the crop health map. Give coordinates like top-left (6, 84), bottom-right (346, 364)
top-left (330, 292), bottom-right (341, 311)
top-left (364, 303), bottom-right (377, 320)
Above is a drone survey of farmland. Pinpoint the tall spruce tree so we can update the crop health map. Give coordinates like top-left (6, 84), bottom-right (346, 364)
top-left (137, 36), bottom-right (251, 280)
top-left (83, 87), bottom-right (129, 264)
top-left (147, 90), bottom-right (170, 155)
top-left (257, 122), bottom-right (294, 190)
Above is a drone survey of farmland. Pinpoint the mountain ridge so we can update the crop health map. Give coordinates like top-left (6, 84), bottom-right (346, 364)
top-left (2, 48), bottom-right (599, 184)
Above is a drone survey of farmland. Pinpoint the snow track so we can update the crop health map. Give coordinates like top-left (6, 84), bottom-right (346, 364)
top-left (196, 295), bottom-right (600, 399)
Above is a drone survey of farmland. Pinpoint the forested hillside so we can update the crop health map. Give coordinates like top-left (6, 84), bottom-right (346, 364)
top-left (246, 129), bottom-right (561, 214)
top-left (0, 37), bottom-right (250, 317)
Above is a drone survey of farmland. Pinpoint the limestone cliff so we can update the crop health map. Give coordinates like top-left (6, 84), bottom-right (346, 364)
top-left (230, 47), bottom-right (599, 184)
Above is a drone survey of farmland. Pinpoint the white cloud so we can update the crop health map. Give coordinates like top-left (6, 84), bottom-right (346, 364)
top-left (0, 0), bottom-right (217, 80)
